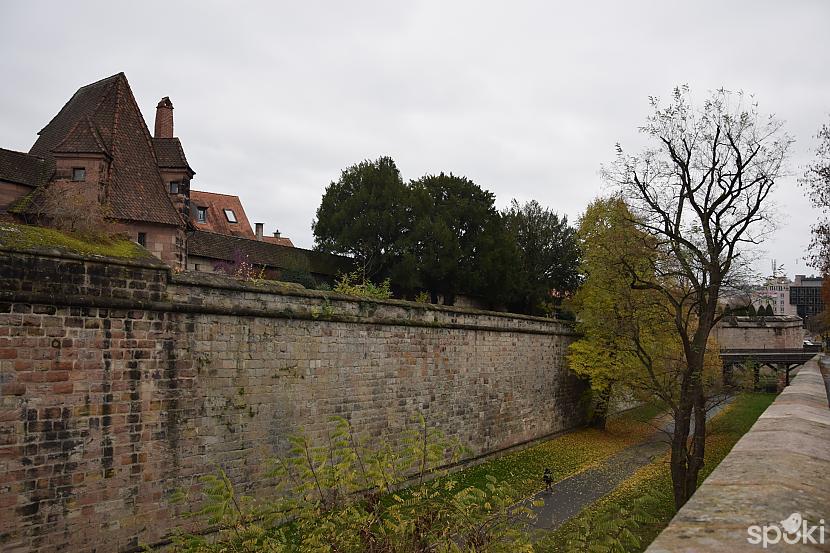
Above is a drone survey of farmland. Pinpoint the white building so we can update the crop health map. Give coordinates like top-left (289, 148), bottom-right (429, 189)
top-left (751, 276), bottom-right (797, 316)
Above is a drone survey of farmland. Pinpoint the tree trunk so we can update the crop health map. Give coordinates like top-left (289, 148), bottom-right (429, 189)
top-left (669, 396), bottom-right (693, 509)
top-left (589, 385), bottom-right (612, 429)
top-left (670, 340), bottom-right (710, 509)
top-left (683, 384), bottom-right (707, 505)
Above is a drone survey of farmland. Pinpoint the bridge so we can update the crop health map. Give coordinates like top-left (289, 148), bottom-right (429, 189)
top-left (720, 346), bottom-right (820, 388)
top-left (714, 315), bottom-right (817, 389)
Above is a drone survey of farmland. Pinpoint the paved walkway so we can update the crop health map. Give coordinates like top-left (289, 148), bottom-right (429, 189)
top-left (529, 400), bottom-right (731, 531)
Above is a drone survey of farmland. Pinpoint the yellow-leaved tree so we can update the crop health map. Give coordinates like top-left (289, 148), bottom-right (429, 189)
top-left (568, 196), bottom-right (676, 428)
top-left (569, 195), bottom-right (727, 487)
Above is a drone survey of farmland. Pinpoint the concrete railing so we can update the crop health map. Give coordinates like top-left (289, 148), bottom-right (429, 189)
top-left (646, 355), bottom-right (830, 552)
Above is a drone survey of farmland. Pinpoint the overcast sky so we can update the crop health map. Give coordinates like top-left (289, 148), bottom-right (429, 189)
top-left (2, 1), bottom-right (829, 277)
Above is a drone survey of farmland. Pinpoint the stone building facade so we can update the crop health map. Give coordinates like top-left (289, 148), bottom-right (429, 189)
top-left (714, 315), bottom-right (805, 351)
top-left (0, 73), bottom-right (322, 277)
top-left (0, 74), bottom-right (187, 267)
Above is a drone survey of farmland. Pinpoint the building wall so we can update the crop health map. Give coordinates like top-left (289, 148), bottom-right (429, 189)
top-left (714, 316), bottom-right (805, 350)
top-left (115, 221), bottom-right (184, 270)
top-left (750, 277), bottom-right (797, 316)
top-left (0, 250), bottom-right (585, 553)
top-left (158, 170), bottom-right (190, 220)
top-left (0, 181), bottom-right (31, 212)
top-left (52, 156), bottom-right (109, 187)
top-left (790, 275), bottom-right (824, 319)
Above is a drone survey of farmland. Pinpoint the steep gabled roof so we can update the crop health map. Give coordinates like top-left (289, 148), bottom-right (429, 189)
top-left (29, 73), bottom-right (121, 161)
top-left (190, 190), bottom-right (255, 238)
top-left (27, 72), bottom-right (182, 226)
top-left (52, 117), bottom-right (110, 156)
top-left (0, 148), bottom-right (49, 188)
top-left (152, 137), bottom-right (193, 172)
top-left (189, 230), bottom-right (354, 277)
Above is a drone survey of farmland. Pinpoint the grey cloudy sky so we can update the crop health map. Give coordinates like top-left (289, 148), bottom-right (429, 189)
top-left (2, 1), bottom-right (829, 277)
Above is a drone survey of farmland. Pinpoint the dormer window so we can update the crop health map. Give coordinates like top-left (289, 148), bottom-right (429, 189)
top-left (196, 206), bottom-right (207, 223)
top-left (224, 209), bottom-right (237, 223)
top-left (72, 167), bottom-right (86, 181)
top-left (169, 181), bottom-right (180, 194)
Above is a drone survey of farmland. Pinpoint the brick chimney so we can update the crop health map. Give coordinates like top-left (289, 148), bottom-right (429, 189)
top-left (255, 223), bottom-right (263, 240)
top-left (154, 97), bottom-right (174, 138)
top-left (273, 230), bottom-right (281, 239)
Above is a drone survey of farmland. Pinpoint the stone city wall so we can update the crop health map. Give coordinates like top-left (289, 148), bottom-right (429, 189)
top-left (0, 248), bottom-right (585, 552)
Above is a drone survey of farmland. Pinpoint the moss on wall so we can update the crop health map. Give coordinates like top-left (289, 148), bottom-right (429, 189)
top-left (0, 222), bottom-right (153, 260)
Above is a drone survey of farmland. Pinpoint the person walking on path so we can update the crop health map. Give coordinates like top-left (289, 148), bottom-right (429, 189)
top-left (543, 468), bottom-right (553, 492)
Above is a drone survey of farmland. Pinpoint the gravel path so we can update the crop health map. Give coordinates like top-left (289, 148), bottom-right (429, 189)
top-left (528, 400), bottom-right (732, 531)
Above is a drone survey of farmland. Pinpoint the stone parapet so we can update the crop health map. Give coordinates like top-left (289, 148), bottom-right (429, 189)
top-left (646, 355), bottom-right (830, 552)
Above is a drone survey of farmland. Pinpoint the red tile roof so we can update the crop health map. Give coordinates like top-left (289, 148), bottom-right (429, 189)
top-left (26, 73), bottom-right (182, 226)
top-left (190, 190), bottom-right (255, 238)
top-left (189, 230), bottom-right (353, 277)
top-left (0, 148), bottom-right (49, 188)
top-left (52, 117), bottom-right (109, 155)
top-left (152, 137), bottom-right (193, 172)
top-left (262, 235), bottom-right (295, 247)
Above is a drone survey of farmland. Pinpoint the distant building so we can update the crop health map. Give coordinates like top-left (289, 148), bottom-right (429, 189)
top-left (0, 73), bottom-right (351, 283)
top-left (188, 189), bottom-right (294, 246)
top-left (751, 276), bottom-right (797, 316)
top-left (714, 315), bottom-right (804, 351)
top-left (1, 74), bottom-right (187, 266)
top-left (789, 274), bottom-right (824, 319)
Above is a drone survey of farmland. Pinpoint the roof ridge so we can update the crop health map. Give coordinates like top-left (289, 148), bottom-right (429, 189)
top-left (76, 72), bottom-right (124, 92)
top-left (109, 75), bottom-right (124, 164)
top-left (0, 147), bottom-right (44, 160)
top-left (35, 73), bottom-right (123, 138)
top-left (192, 229), bottom-right (336, 257)
top-left (190, 189), bottom-right (242, 198)
top-left (111, 74), bottom-right (185, 227)
top-left (86, 117), bottom-right (109, 153)
top-left (52, 116), bottom-right (111, 155)
top-left (88, 77), bottom-right (121, 148)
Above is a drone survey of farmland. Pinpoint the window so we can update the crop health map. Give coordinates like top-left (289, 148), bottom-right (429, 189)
top-left (223, 209), bottom-right (238, 223)
top-left (196, 206), bottom-right (207, 223)
top-left (169, 181), bottom-right (180, 194)
top-left (137, 232), bottom-right (147, 247)
top-left (194, 264), bottom-right (201, 271)
top-left (72, 167), bottom-right (86, 181)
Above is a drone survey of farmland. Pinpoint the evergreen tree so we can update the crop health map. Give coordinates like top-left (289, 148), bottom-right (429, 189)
top-left (503, 199), bottom-right (581, 315)
top-left (313, 156), bottom-right (410, 279)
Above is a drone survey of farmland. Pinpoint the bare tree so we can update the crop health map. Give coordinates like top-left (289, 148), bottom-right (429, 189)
top-left (800, 119), bottom-right (830, 273)
top-left (26, 181), bottom-right (117, 241)
top-left (605, 86), bottom-right (791, 508)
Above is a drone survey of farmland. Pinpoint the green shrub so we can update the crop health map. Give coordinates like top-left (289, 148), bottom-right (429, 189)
top-left (334, 271), bottom-right (392, 300)
top-left (167, 416), bottom-right (538, 552)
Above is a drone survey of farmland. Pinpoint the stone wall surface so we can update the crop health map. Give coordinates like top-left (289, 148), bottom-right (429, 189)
top-left (645, 355), bottom-right (830, 552)
top-left (0, 248), bottom-right (585, 553)
top-left (714, 315), bottom-right (805, 351)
